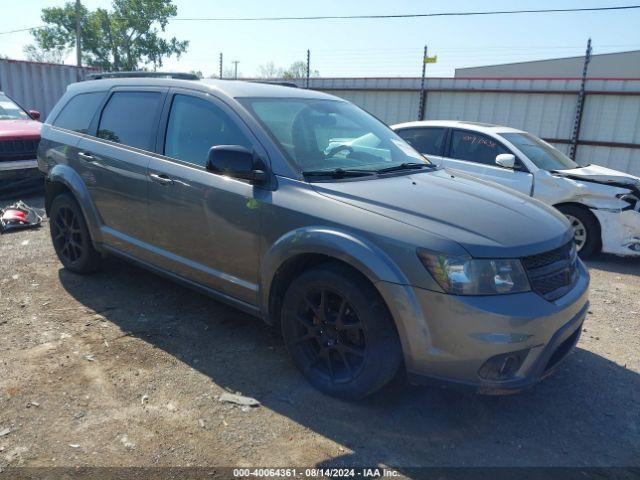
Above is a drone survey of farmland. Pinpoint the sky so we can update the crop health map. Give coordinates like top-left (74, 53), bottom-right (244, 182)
top-left (0, 0), bottom-right (639, 78)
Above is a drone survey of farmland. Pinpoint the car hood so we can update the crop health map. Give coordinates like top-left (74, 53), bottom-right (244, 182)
top-left (553, 164), bottom-right (640, 188)
top-left (311, 169), bottom-right (573, 258)
top-left (0, 119), bottom-right (42, 140)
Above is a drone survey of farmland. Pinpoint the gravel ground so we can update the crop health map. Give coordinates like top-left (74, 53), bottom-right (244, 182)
top-left (0, 195), bottom-right (639, 472)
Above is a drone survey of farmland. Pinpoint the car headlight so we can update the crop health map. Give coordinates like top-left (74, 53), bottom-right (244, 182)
top-left (417, 249), bottom-right (531, 295)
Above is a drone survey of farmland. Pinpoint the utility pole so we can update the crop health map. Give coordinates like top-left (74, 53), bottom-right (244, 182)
top-left (306, 49), bottom-right (310, 89)
top-left (232, 60), bottom-right (239, 79)
top-left (569, 38), bottom-right (592, 160)
top-left (418, 45), bottom-right (428, 120)
top-left (75, 0), bottom-right (82, 67)
top-left (219, 53), bottom-right (223, 78)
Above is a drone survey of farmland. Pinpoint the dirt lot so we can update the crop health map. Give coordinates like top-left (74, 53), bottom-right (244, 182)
top-left (1, 195), bottom-right (639, 472)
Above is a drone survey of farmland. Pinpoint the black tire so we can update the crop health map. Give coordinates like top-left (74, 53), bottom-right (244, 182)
top-left (556, 204), bottom-right (601, 258)
top-left (281, 262), bottom-right (402, 400)
top-left (49, 193), bottom-right (102, 273)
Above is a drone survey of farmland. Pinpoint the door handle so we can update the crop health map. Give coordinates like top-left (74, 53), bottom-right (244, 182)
top-left (78, 152), bottom-right (94, 161)
top-left (149, 172), bottom-right (174, 185)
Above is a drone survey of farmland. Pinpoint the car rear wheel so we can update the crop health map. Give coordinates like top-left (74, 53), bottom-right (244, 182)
top-left (49, 193), bottom-right (102, 273)
top-left (281, 263), bottom-right (402, 399)
top-left (557, 204), bottom-right (601, 258)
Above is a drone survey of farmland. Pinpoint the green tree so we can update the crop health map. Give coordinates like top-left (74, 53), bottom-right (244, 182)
top-left (23, 44), bottom-right (70, 64)
top-left (28, 0), bottom-right (188, 71)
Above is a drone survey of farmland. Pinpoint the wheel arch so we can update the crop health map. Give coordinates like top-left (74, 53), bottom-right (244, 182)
top-left (553, 201), bottom-right (602, 251)
top-left (45, 164), bottom-right (103, 244)
top-left (261, 227), bottom-right (410, 327)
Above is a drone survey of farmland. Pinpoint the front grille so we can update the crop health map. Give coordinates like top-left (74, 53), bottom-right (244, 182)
top-left (522, 241), bottom-right (578, 301)
top-left (0, 139), bottom-right (39, 162)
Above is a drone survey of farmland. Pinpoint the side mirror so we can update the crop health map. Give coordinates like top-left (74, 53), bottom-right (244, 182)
top-left (206, 145), bottom-right (266, 183)
top-left (495, 153), bottom-right (516, 169)
top-left (28, 110), bottom-right (41, 121)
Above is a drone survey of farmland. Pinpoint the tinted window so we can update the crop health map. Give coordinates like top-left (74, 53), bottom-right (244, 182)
top-left (396, 128), bottom-right (446, 156)
top-left (97, 92), bottom-right (162, 150)
top-left (164, 95), bottom-right (251, 167)
top-left (450, 130), bottom-right (509, 165)
top-left (53, 92), bottom-right (105, 133)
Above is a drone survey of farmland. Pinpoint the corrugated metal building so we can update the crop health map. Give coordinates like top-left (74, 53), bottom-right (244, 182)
top-left (455, 50), bottom-right (640, 79)
top-left (0, 59), bottom-right (98, 119)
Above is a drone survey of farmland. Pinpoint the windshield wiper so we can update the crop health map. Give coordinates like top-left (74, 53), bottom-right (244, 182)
top-left (375, 162), bottom-right (434, 174)
top-left (303, 168), bottom-right (376, 179)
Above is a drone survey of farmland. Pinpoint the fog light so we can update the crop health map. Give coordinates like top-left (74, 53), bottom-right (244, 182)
top-left (478, 348), bottom-right (530, 381)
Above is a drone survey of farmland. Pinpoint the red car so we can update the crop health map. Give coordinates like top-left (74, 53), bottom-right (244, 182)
top-left (0, 91), bottom-right (42, 197)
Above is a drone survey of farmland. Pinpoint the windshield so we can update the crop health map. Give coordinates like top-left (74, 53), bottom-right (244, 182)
top-left (240, 98), bottom-right (429, 176)
top-left (0, 93), bottom-right (29, 120)
top-left (500, 132), bottom-right (578, 171)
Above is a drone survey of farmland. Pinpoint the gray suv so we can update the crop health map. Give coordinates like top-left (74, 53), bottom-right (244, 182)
top-left (38, 74), bottom-right (589, 399)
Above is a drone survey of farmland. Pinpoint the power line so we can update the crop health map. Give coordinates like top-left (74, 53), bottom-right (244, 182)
top-left (0, 26), bottom-right (44, 35)
top-left (2, 5), bottom-right (639, 35)
top-left (173, 5), bottom-right (640, 21)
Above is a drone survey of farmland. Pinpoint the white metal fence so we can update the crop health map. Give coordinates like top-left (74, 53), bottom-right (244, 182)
top-left (0, 59), bottom-right (97, 120)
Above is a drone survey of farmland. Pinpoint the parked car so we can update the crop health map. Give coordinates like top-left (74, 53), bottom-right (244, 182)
top-left (38, 74), bottom-right (589, 399)
top-left (0, 91), bottom-right (42, 197)
top-left (392, 120), bottom-right (640, 258)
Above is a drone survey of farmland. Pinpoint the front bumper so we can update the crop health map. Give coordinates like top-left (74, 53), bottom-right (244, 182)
top-left (593, 208), bottom-right (640, 257)
top-left (376, 260), bottom-right (590, 394)
top-left (0, 163), bottom-right (44, 199)
top-left (0, 159), bottom-right (38, 172)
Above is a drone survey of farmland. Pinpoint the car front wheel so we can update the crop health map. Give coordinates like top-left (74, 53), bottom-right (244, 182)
top-left (281, 263), bottom-right (402, 399)
top-left (557, 204), bottom-right (601, 258)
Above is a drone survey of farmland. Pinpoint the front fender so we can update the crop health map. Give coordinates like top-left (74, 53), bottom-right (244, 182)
top-left (260, 226), bottom-right (410, 311)
top-left (46, 164), bottom-right (103, 244)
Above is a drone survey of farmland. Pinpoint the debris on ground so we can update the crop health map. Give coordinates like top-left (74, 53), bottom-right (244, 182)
top-left (218, 392), bottom-right (260, 408)
top-left (0, 428), bottom-right (11, 437)
top-left (0, 201), bottom-right (43, 233)
top-left (83, 355), bottom-right (96, 362)
top-left (120, 435), bottom-right (135, 450)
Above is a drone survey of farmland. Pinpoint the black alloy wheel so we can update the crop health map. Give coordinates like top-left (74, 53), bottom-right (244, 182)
top-left (293, 287), bottom-right (367, 383)
top-left (281, 263), bottom-right (402, 399)
top-left (49, 193), bottom-right (102, 273)
top-left (52, 205), bottom-right (84, 264)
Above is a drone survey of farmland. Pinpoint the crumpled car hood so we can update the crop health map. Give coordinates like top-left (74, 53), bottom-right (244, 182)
top-left (554, 164), bottom-right (640, 187)
top-left (311, 169), bottom-right (573, 258)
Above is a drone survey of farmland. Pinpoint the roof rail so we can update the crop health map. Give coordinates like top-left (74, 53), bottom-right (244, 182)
top-left (249, 80), bottom-right (299, 88)
top-left (86, 71), bottom-right (200, 81)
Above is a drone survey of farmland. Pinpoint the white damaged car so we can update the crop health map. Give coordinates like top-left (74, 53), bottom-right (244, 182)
top-left (392, 120), bottom-right (640, 257)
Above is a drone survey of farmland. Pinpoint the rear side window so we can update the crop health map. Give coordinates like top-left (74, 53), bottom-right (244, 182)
top-left (164, 94), bottom-right (251, 167)
top-left (449, 130), bottom-right (509, 165)
top-left (53, 92), bottom-right (105, 133)
top-left (396, 127), bottom-right (446, 156)
top-left (97, 92), bottom-right (162, 150)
